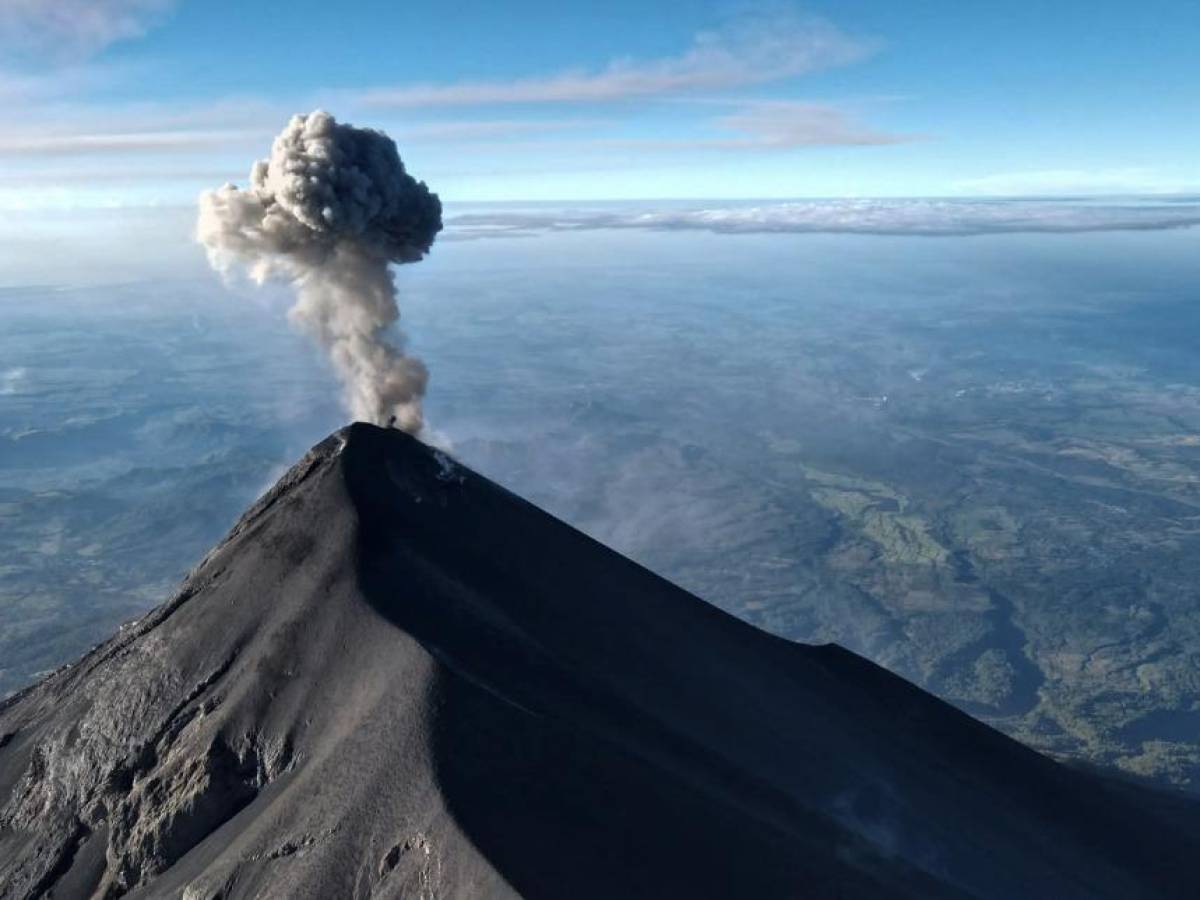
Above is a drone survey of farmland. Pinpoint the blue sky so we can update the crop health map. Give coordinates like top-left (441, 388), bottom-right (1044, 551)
top-left (1, 0), bottom-right (1198, 207)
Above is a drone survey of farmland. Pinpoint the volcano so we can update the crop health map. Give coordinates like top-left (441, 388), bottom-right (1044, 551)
top-left (1, 423), bottom-right (1197, 898)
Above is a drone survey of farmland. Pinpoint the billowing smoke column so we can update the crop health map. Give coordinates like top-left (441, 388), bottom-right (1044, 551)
top-left (197, 110), bottom-right (442, 433)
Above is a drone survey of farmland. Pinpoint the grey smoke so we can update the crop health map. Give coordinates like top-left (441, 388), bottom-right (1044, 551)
top-left (197, 110), bottom-right (441, 433)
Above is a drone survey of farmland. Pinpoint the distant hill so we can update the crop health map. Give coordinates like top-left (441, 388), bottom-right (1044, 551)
top-left (1, 423), bottom-right (1197, 898)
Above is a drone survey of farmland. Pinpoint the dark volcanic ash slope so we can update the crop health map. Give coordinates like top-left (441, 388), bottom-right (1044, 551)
top-left (1, 425), bottom-right (1198, 899)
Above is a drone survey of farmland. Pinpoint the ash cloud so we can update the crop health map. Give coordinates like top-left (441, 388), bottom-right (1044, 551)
top-left (197, 110), bottom-right (441, 433)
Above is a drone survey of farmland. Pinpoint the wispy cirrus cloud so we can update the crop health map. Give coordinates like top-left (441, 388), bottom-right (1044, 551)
top-left (0, 0), bottom-right (176, 61)
top-left (0, 166), bottom-right (237, 185)
top-left (357, 13), bottom-right (875, 108)
top-left (0, 62), bottom-right (129, 103)
top-left (392, 118), bottom-right (604, 142)
top-left (0, 4), bottom-right (903, 209)
top-left (408, 101), bottom-right (910, 157)
top-left (0, 129), bottom-right (263, 157)
top-left (0, 95), bottom-right (283, 171)
top-left (0, 112), bottom-right (601, 163)
top-left (711, 100), bottom-right (911, 148)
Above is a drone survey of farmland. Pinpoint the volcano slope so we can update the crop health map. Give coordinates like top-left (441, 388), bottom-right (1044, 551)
top-left (1, 423), bottom-right (1198, 899)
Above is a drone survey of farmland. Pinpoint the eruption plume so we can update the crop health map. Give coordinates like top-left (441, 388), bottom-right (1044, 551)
top-left (197, 110), bottom-right (441, 433)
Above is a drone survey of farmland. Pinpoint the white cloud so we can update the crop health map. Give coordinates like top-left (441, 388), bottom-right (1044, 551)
top-left (375, 100), bottom-right (908, 159)
top-left (0, 62), bottom-right (126, 103)
top-left (496, 101), bottom-right (908, 153)
top-left (393, 118), bottom-right (604, 143)
top-left (0, 5), bottom-right (900, 208)
top-left (445, 199), bottom-right (1200, 239)
top-left (357, 13), bottom-right (874, 107)
top-left (0, 129), bottom-right (262, 157)
top-left (0, 0), bottom-right (176, 60)
top-left (1, 367), bottom-right (27, 394)
top-left (712, 100), bottom-right (909, 148)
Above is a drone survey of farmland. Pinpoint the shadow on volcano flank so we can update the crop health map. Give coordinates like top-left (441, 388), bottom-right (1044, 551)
top-left (1, 424), bottom-right (1198, 899)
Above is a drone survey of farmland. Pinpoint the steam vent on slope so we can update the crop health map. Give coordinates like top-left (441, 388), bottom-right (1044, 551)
top-left (2, 424), bottom-right (1199, 898)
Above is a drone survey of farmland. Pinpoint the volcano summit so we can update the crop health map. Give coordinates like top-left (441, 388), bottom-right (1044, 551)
top-left (0, 424), bottom-right (1197, 898)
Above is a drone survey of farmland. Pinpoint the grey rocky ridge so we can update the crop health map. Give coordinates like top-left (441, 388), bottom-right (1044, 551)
top-left (1, 424), bottom-right (1199, 898)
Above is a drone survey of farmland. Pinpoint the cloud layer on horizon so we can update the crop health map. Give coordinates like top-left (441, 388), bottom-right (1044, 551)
top-left (444, 198), bottom-right (1200, 239)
